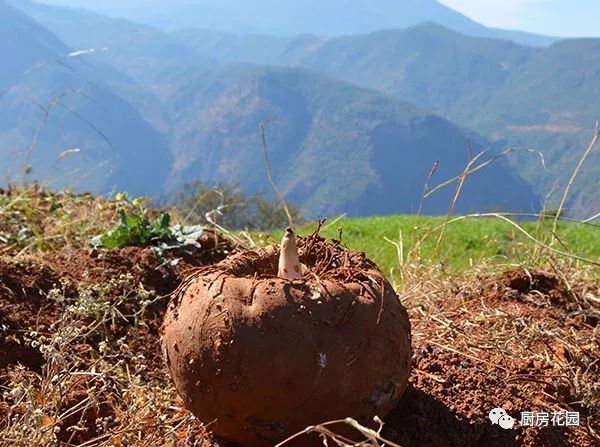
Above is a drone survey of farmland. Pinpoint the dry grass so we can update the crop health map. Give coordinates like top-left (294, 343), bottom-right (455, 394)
top-left (276, 417), bottom-right (401, 447)
top-left (0, 184), bottom-right (121, 257)
top-left (0, 275), bottom-right (213, 447)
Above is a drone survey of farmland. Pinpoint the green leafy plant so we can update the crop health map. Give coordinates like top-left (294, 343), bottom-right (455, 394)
top-left (91, 192), bottom-right (203, 249)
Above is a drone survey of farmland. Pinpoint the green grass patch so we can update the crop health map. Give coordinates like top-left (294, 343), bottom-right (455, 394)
top-left (273, 215), bottom-right (600, 275)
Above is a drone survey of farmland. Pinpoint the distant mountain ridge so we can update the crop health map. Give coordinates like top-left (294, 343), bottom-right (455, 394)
top-left (0, 0), bottom-right (67, 87)
top-left (1, 1), bottom-right (541, 216)
top-left (0, 0), bottom-right (173, 196)
top-left (175, 23), bottom-right (537, 117)
top-left (6, 0), bottom-right (598, 218)
top-left (174, 24), bottom-right (600, 217)
top-left (11, 0), bottom-right (213, 86)
top-left (11, 0), bottom-right (215, 135)
top-left (34, 0), bottom-right (558, 47)
top-left (161, 63), bottom-right (539, 216)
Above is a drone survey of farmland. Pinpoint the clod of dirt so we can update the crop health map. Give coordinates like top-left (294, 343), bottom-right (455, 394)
top-left (161, 234), bottom-right (412, 447)
top-left (496, 269), bottom-right (560, 295)
top-left (55, 375), bottom-right (117, 445)
top-left (0, 260), bottom-right (64, 372)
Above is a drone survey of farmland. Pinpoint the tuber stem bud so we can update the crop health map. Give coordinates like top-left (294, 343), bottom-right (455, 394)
top-left (278, 227), bottom-right (302, 279)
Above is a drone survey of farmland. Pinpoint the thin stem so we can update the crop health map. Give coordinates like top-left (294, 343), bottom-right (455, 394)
top-left (552, 122), bottom-right (600, 241)
top-left (260, 120), bottom-right (294, 229)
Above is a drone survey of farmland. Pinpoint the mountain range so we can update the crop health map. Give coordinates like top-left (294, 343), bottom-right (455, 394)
top-left (173, 25), bottom-right (600, 217)
top-left (0, 0), bottom-right (172, 196)
top-left (2, 0), bottom-right (599, 218)
top-left (160, 63), bottom-right (538, 215)
top-left (32, 0), bottom-right (557, 47)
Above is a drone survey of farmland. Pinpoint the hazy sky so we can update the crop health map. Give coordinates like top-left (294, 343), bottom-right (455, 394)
top-left (439, 0), bottom-right (600, 37)
top-left (36, 0), bottom-right (600, 38)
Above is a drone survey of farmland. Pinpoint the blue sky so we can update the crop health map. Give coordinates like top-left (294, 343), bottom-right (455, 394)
top-left (439, 0), bottom-right (600, 37)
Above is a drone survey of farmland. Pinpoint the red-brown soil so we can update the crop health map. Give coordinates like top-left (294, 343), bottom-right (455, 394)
top-left (384, 269), bottom-right (599, 447)
top-left (0, 259), bottom-right (65, 372)
top-left (0, 230), bottom-right (235, 444)
top-left (1, 239), bottom-right (598, 447)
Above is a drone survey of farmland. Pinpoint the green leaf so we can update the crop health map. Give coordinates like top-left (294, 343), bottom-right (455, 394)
top-left (156, 212), bottom-right (171, 231)
top-left (115, 192), bottom-right (129, 202)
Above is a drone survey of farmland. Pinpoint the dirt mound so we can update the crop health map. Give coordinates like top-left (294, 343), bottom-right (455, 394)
top-left (44, 247), bottom-right (176, 299)
top-left (485, 269), bottom-right (570, 309)
top-left (486, 269), bottom-right (599, 327)
top-left (387, 349), bottom-right (593, 447)
top-left (494, 269), bottom-right (561, 295)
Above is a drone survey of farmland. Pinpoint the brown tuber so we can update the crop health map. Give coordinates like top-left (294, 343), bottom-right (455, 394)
top-left (161, 231), bottom-right (412, 447)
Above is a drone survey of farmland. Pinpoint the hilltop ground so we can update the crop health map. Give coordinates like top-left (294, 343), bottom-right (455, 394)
top-left (0, 187), bottom-right (598, 446)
